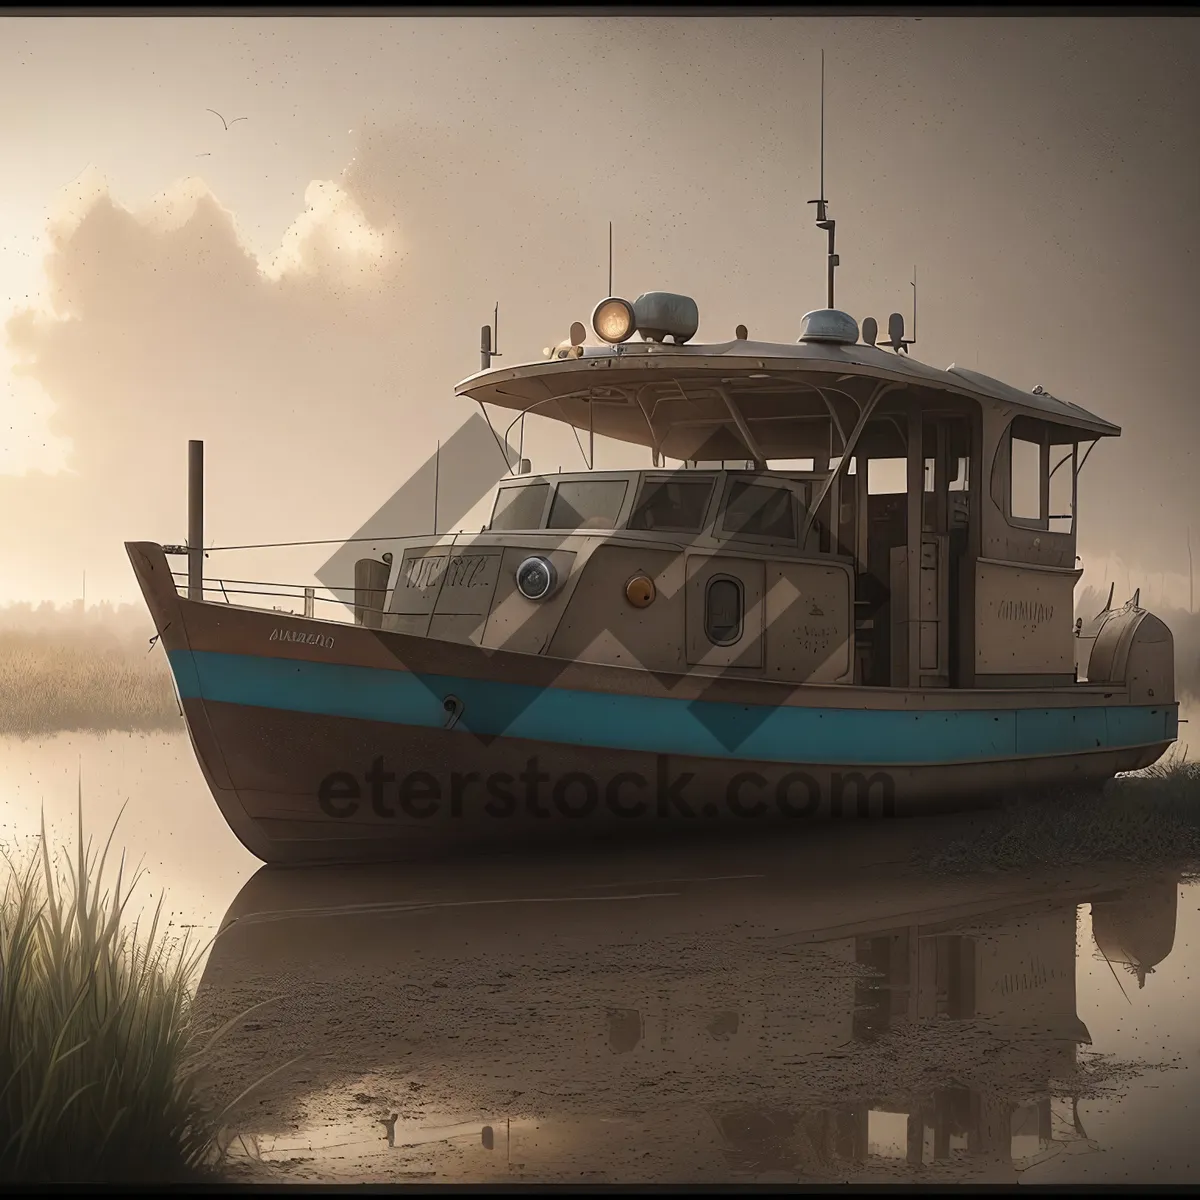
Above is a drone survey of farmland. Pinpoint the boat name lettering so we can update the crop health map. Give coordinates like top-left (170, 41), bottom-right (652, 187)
top-left (996, 599), bottom-right (1054, 625)
top-left (402, 555), bottom-right (447, 590)
top-left (269, 628), bottom-right (336, 649)
top-left (444, 554), bottom-right (491, 588)
top-left (798, 623), bottom-right (834, 654)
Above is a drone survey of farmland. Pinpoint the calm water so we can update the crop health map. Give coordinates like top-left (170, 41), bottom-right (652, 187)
top-left (0, 731), bottom-right (259, 938)
top-left (1, 730), bottom-right (1198, 1185)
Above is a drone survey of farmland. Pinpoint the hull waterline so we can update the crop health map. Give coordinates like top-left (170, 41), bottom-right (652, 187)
top-left (126, 542), bottom-right (1177, 866)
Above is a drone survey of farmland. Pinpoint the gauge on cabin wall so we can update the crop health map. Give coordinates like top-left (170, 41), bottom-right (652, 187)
top-left (625, 574), bottom-right (656, 608)
top-left (515, 556), bottom-right (558, 601)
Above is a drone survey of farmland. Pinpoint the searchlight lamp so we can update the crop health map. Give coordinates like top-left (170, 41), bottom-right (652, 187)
top-left (591, 296), bottom-right (636, 345)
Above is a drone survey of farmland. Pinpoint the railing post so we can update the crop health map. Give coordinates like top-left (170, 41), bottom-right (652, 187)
top-left (188, 440), bottom-right (204, 601)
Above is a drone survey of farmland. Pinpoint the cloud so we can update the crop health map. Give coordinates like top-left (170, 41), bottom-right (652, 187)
top-left (263, 179), bottom-right (402, 284)
top-left (0, 121), bottom-right (596, 602)
top-left (5, 173), bottom-right (398, 481)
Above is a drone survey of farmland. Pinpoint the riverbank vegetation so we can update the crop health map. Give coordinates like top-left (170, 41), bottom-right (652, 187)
top-left (0, 813), bottom-right (217, 1182)
top-left (921, 752), bottom-right (1200, 875)
top-left (0, 603), bottom-right (179, 737)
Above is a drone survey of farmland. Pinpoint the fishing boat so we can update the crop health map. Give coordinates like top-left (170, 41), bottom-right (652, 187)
top-left (126, 105), bottom-right (1177, 866)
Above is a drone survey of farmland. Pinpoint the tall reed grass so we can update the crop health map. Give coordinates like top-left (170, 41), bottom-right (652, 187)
top-left (0, 802), bottom-right (262, 1183)
top-left (0, 629), bottom-right (180, 738)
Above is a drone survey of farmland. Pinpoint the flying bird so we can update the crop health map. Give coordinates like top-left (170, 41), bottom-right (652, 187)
top-left (206, 108), bottom-right (248, 131)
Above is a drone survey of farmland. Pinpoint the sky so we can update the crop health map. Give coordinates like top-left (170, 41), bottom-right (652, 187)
top-left (1, 13), bottom-right (1198, 606)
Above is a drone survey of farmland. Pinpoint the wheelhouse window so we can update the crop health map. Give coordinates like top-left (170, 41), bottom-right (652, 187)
top-left (704, 575), bottom-right (743, 646)
top-left (628, 477), bottom-right (714, 532)
top-left (546, 478), bottom-right (629, 531)
top-left (1009, 435), bottom-right (1043, 521)
top-left (720, 480), bottom-right (796, 542)
top-left (996, 417), bottom-right (1077, 536)
top-left (490, 482), bottom-right (550, 531)
top-left (867, 458), bottom-right (907, 496)
top-left (949, 456), bottom-right (970, 492)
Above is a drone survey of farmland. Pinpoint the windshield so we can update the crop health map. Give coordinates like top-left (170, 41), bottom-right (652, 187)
top-left (489, 482), bottom-right (550, 530)
top-left (628, 477), bottom-right (715, 532)
top-left (545, 479), bottom-right (629, 530)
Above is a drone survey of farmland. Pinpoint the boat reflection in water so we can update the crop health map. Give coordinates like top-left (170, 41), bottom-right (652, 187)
top-left (195, 833), bottom-right (1181, 1184)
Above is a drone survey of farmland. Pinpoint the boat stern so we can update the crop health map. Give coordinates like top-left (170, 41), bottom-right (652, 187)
top-left (1082, 600), bottom-right (1179, 768)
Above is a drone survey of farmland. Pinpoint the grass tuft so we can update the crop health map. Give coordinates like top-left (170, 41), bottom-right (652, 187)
top-left (0, 797), bottom-right (242, 1183)
top-left (921, 751), bottom-right (1200, 875)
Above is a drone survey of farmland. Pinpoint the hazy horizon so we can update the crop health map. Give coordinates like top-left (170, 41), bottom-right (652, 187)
top-left (3, 14), bottom-right (1198, 607)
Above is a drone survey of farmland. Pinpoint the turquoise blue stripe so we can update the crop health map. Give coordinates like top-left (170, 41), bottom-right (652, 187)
top-left (167, 649), bottom-right (1174, 767)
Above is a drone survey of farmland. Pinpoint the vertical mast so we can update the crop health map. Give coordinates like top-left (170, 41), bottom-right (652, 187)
top-left (808, 50), bottom-right (839, 310)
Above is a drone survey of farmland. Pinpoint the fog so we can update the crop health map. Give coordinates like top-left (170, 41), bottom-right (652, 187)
top-left (2, 14), bottom-right (1198, 605)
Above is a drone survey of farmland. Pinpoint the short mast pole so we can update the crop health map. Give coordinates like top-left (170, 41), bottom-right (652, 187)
top-left (187, 439), bottom-right (204, 601)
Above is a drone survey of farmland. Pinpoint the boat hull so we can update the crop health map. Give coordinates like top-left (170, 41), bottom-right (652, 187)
top-left (126, 542), bottom-right (1178, 865)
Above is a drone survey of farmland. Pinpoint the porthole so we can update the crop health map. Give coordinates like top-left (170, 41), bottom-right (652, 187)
top-left (515, 556), bottom-right (557, 601)
top-left (704, 575), bottom-right (743, 646)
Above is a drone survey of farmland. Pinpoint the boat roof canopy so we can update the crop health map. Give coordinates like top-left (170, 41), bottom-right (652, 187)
top-left (455, 339), bottom-right (1121, 463)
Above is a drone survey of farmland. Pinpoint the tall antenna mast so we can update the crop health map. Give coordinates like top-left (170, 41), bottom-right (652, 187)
top-left (808, 50), bottom-right (839, 310)
top-left (608, 221), bottom-right (613, 296)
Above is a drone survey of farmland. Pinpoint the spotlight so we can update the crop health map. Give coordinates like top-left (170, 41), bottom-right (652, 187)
top-left (591, 296), bottom-right (636, 345)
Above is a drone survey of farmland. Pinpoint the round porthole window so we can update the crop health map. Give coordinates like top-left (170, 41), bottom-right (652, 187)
top-left (515, 556), bottom-right (558, 601)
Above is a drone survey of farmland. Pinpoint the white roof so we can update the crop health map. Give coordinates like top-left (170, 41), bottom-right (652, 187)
top-left (456, 338), bottom-right (1121, 446)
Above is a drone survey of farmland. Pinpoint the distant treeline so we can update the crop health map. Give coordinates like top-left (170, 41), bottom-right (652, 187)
top-left (0, 599), bottom-right (156, 647)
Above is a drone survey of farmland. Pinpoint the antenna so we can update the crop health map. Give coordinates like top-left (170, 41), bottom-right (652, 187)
top-left (883, 266), bottom-right (919, 354)
top-left (608, 222), bottom-right (613, 296)
top-left (909, 265), bottom-right (917, 346)
top-left (433, 440), bottom-right (440, 534)
top-left (807, 50), bottom-right (839, 310)
top-left (819, 49), bottom-right (825, 201)
top-left (479, 303), bottom-right (502, 371)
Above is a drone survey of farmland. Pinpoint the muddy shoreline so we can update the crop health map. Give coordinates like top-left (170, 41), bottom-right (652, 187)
top-left (192, 815), bottom-right (1194, 1185)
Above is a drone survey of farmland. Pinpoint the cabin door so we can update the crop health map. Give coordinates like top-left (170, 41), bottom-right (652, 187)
top-left (684, 555), bottom-right (765, 669)
top-left (889, 416), bottom-right (966, 688)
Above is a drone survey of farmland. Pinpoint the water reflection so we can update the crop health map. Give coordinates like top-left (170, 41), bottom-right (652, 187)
top-left (194, 840), bottom-right (1187, 1185)
top-left (1091, 874), bottom-right (1178, 990)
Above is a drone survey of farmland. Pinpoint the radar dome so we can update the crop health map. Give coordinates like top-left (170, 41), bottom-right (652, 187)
top-left (798, 309), bottom-right (860, 345)
top-left (633, 292), bottom-right (699, 344)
